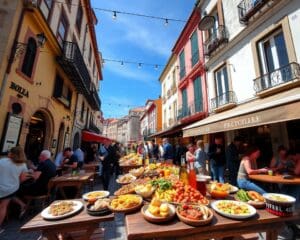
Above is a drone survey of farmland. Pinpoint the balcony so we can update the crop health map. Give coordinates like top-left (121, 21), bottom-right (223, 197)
top-left (57, 41), bottom-right (91, 96)
top-left (87, 85), bottom-right (101, 110)
top-left (238, 0), bottom-right (270, 24)
top-left (204, 25), bottom-right (228, 57)
top-left (211, 91), bottom-right (237, 113)
top-left (253, 62), bottom-right (300, 97)
top-left (88, 122), bottom-right (100, 134)
top-left (190, 101), bottom-right (203, 115)
top-left (177, 106), bottom-right (190, 120)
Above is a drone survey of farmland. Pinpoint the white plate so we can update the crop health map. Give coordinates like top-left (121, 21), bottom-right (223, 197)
top-left (229, 186), bottom-right (239, 194)
top-left (116, 174), bottom-right (136, 184)
top-left (263, 193), bottom-right (296, 203)
top-left (211, 200), bottom-right (256, 219)
top-left (82, 191), bottom-right (110, 201)
top-left (41, 200), bottom-right (83, 220)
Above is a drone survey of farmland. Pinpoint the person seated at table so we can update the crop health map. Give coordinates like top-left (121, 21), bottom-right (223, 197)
top-left (18, 150), bottom-right (56, 197)
top-left (0, 146), bottom-right (29, 234)
top-left (54, 151), bottom-right (64, 167)
top-left (269, 145), bottom-right (288, 171)
top-left (74, 147), bottom-right (84, 169)
top-left (237, 146), bottom-right (268, 195)
top-left (276, 150), bottom-right (296, 175)
top-left (62, 147), bottom-right (78, 170)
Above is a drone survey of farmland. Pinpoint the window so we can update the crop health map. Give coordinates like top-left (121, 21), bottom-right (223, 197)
top-left (207, 9), bottom-right (219, 40)
top-left (172, 69), bottom-right (176, 88)
top-left (44, 0), bottom-right (53, 9)
top-left (190, 30), bottom-right (199, 67)
top-left (179, 50), bottom-right (186, 79)
top-left (53, 74), bottom-right (72, 108)
top-left (257, 30), bottom-right (289, 78)
top-left (173, 100), bottom-right (177, 120)
top-left (21, 37), bottom-right (37, 78)
top-left (181, 88), bottom-right (188, 117)
top-left (88, 45), bottom-right (92, 63)
top-left (193, 77), bottom-right (203, 112)
top-left (80, 101), bottom-right (85, 121)
top-left (76, 4), bottom-right (83, 33)
top-left (214, 65), bottom-right (229, 97)
top-left (57, 12), bottom-right (68, 46)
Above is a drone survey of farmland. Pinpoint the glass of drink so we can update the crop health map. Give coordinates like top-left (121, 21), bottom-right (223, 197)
top-left (196, 176), bottom-right (207, 197)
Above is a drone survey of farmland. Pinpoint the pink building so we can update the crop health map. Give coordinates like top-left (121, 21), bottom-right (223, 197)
top-left (172, 8), bottom-right (208, 125)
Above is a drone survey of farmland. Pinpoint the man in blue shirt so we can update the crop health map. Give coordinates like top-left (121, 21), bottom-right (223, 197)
top-left (162, 138), bottom-right (174, 164)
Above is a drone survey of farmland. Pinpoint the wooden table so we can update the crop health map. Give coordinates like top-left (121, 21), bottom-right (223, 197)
top-left (49, 172), bottom-right (95, 199)
top-left (126, 207), bottom-right (300, 240)
top-left (249, 174), bottom-right (300, 185)
top-left (21, 199), bottom-right (114, 240)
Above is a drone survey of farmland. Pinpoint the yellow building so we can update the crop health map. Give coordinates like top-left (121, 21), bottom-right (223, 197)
top-left (0, 0), bottom-right (103, 161)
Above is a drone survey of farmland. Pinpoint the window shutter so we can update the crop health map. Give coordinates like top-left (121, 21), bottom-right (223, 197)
top-left (21, 38), bottom-right (37, 78)
top-left (67, 89), bottom-right (72, 107)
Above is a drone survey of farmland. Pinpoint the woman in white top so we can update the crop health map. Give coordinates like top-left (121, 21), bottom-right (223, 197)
top-left (0, 146), bottom-right (28, 233)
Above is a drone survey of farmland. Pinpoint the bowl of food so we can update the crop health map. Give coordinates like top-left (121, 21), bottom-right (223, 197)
top-left (176, 204), bottom-right (213, 226)
top-left (129, 167), bottom-right (145, 177)
top-left (235, 190), bottom-right (265, 209)
top-left (82, 191), bottom-right (110, 202)
top-left (87, 198), bottom-right (112, 216)
top-left (141, 198), bottom-right (176, 223)
top-left (207, 182), bottom-right (230, 199)
top-left (109, 194), bottom-right (143, 213)
top-left (135, 184), bottom-right (156, 198)
top-left (263, 193), bottom-right (296, 216)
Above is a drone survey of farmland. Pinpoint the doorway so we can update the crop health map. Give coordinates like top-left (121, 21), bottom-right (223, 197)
top-left (25, 111), bottom-right (47, 165)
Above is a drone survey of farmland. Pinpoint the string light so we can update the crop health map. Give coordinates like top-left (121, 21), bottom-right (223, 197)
top-left (112, 11), bottom-right (117, 20)
top-left (52, 1), bottom-right (187, 25)
top-left (138, 63), bottom-right (142, 69)
top-left (102, 58), bottom-right (165, 69)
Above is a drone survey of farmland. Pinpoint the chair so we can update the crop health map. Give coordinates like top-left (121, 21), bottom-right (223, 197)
top-left (23, 178), bottom-right (55, 214)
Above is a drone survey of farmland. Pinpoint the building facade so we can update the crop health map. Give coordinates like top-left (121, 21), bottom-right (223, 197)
top-left (140, 99), bottom-right (162, 140)
top-left (160, 54), bottom-right (178, 130)
top-left (184, 0), bottom-right (300, 166)
top-left (0, 0), bottom-right (103, 161)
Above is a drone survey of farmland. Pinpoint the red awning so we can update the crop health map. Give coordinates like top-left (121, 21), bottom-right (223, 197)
top-left (81, 130), bottom-right (112, 143)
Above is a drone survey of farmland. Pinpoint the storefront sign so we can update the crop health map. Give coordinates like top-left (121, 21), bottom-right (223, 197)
top-left (9, 82), bottom-right (29, 98)
top-left (0, 113), bottom-right (23, 154)
top-left (223, 116), bottom-right (261, 129)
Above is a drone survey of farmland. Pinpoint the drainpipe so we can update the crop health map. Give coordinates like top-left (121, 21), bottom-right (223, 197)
top-left (0, 6), bottom-right (25, 103)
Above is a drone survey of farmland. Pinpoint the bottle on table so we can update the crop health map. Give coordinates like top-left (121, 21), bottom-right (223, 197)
top-left (187, 157), bottom-right (197, 189)
top-left (179, 155), bottom-right (189, 185)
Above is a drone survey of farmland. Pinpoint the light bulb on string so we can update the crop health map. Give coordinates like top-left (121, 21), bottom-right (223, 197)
top-left (121, 61), bottom-right (124, 66)
top-left (164, 19), bottom-right (169, 26)
top-left (138, 63), bottom-right (142, 69)
top-left (112, 11), bottom-right (117, 20)
top-left (154, 64), bottom-right (158, 70)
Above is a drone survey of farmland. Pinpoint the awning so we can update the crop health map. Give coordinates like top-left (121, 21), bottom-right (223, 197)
top-left (82, 130), bottom-right (112, 143)
top-left (183, 88), bottom-right (300, 137)
top-left (149, 122), bottom-right (191, 138)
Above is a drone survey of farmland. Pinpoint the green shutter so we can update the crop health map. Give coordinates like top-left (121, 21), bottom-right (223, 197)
top-left (179, 51), bottom-right (186, 79)
top-left (193, 77), bottom-right (202, 112)
top-left (182, 88), bottom-right (188, 117)
top-left (191, 31), bottom-right (199, 66)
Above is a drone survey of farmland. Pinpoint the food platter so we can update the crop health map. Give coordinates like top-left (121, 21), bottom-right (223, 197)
top-left (176, 204), bottom-right (213, 226)
top-left (82, 191), bottom-right (110, 201)
top-left (41, 200), bottom-right (83, 220)
top-left (263, 193), bottom-right (296, 203)
top-left (141, 204), bottom-right (176, 223)
top-left (109, 194), bottom-right (143, 213)
top-left (116, 174), bottom-right (137, 184)
top-left (211, 200), bottom-right (256, 219)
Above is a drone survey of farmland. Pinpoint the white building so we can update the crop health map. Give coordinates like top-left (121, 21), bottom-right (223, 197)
top-left (160, 54), bottom-right (178, 130)
top-left (184, 0), bottom-right (300, 166)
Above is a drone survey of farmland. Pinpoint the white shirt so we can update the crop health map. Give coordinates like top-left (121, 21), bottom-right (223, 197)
top-left (74, 148), bottom-right (84, 162)
top-left (0, 157), bottom-right (28, 198)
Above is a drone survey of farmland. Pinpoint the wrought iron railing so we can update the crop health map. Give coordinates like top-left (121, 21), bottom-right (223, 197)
top-left (238, 0), bottom-right (269, 24)
top-left (191, 51), bottom-right (199, 67)
top-left (253, 62), bottom-right (300, 93)
top-left (211, 91), bottom-right (237, 110)
top-left (204, 25), bottom-right (228, 57)
top-left (177, 106), bottom-right (190, 120)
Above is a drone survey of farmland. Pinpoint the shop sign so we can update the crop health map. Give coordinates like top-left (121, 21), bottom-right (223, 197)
top-left (0, 113), bottom-right (23, 154)
top-left (9, 82), bottom-right (29, 98)
top-left (223, 116), bottom-right (261, 129)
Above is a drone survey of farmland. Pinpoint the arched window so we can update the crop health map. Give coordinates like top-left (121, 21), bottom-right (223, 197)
top-left (21, 37), bottom-right (37, 78)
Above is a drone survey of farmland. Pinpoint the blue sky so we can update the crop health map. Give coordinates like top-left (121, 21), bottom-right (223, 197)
top-left (91, 0), bottom-right (196, 118)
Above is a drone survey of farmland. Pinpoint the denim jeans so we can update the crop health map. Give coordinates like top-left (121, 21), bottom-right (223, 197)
top-left (210, 162), bottom-right (224, 183)
top-left (237, 178), bottom-right (266, 195)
